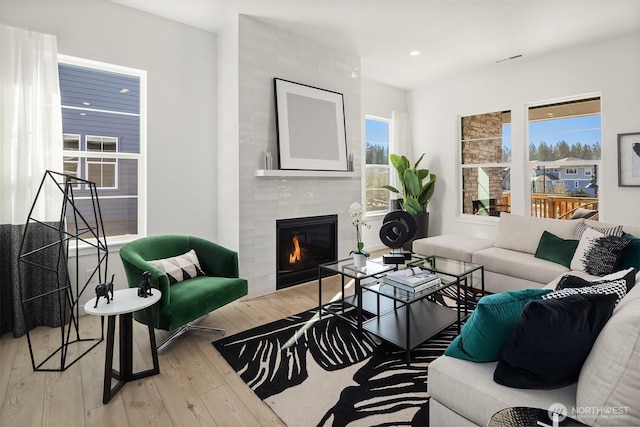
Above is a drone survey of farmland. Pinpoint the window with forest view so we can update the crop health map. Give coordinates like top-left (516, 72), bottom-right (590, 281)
top-left (365, 116), bottom-right (390, 214)
top-left (529, 97), bottom-right (601, 219)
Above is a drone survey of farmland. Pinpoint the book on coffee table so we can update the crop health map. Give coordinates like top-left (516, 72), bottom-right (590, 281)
top-left (383, 267), bottom-right (441, 293)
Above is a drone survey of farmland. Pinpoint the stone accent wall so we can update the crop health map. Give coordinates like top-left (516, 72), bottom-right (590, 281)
top-left (461, 112), bottom-right (504, 214)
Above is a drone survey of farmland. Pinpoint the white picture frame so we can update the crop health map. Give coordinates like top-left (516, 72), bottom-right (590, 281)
top-left (274, 78), bottom-right (348, 171)
top-left (617, 132), bottom-right (640, 187)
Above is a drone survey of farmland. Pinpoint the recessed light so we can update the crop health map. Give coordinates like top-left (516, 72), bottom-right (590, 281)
top-left (80, 113), bottom-right (87, 116)
top-left (120, 88), bottom-right (130, 93)
top-left (409, 50), bottom-right (421, 56)
top-left (82, 101), bottom-right (90, 106)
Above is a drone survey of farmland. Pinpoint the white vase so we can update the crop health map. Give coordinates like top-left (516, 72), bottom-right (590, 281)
top-left (353, 253), bottom-right (367, 269)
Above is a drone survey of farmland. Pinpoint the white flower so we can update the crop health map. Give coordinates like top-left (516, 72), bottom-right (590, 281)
top-left (349, 202), bottom-right (370, 255)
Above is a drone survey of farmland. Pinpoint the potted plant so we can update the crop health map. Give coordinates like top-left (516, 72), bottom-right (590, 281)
top-left (383, 153), bottom-right (436, 249)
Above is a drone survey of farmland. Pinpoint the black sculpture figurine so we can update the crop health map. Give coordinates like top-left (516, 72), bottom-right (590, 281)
top-left (138, 271), bottom-right (153, 298)
top-left (94, 274), bottom-right (115, 308)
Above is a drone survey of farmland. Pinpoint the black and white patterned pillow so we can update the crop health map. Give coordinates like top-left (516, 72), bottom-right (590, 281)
top-left (575, 222), bottom-right (624, 239)
top-left (556, 267), bottom-right (637, 292)
top-left (543, 279), bottom-right (628, 306)
top-left (570, 228), bottom-right (631, 276)
top-left (148, 249), bottom-right (205, 285)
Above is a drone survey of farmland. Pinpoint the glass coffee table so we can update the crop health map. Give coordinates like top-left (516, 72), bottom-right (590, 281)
top-left (318, 257), bottom-right (396, 330)
top-left (361, 276), bottom-right (457, 365)
top-left (409, 255), bottom-right (485, 333)
top-left (318, 255), bottom-right (485, 364)
top-left (361, 256), bottom-right (484, 364)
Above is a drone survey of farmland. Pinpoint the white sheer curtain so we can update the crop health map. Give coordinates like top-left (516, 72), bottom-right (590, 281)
top-left (1, 25), bottom-right (63, 225)
top-left (0, 25), bottom-right (64, 336)
top-left (390, 110), bottom-right (413, 191)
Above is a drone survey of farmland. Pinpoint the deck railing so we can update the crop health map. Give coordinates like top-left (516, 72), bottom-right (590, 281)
top-left (481, 194), bottom-right (598, 219)
top-left (530, 195), bottom-right (598, 219)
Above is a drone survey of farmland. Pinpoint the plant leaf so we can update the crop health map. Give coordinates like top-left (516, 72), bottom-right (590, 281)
top-left (404, 197), bottom-right (422, 214)
top-left (382, 185), bottom-right (400, 194)
top-left (404, 169), bottom-right (420, 197)
top-left (413, 153), bottom-right (425, 169)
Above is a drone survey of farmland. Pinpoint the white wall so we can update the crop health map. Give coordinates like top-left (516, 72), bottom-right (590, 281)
top-left (361, 79), bottom-right (409, 250)
top-left (1, 0), bottom-right (218, 308)
top-left (216, 19), bottom-right (240, 251)
top-left (409, 33), bottom-right (640, 239)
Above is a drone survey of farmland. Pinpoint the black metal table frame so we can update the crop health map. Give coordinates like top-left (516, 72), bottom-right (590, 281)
top-left (102, 306), bottom-right (160, 404)
top-left (317, 258), bottom-right (398, 332)
top-left (409, 256), bottom-right (485, 333)
top-left (361, 276), bottom-right (461, 365)
top-left (317, 254), bottom-right (486, 365)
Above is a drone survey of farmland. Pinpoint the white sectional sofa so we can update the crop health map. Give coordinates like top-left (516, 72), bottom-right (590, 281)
top-left (413, 213), bottom-right (640, 294)
top-left (411, 213), bottom-right (640, 426)
top-left (427, 271), bottom-right (640, 427)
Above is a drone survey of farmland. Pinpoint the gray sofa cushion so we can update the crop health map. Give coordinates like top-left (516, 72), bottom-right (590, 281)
top-left (411, 234), bottom-right (493, 263)
top-left (428, 356), bottom-right (577, 427)
top-left (576, 272), bottom-right (640, 426)
top-left (494, 213), bottom-right (580, 254)
top-left (472, 246), bottom-right (570, 285)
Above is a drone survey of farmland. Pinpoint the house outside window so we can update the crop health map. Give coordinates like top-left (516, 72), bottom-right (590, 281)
top-left (529, 97), bottom-right (601, 217)
top-left (365, 116), bottom-right (390, 214)
top-left (86, 136), bottom-right (118, 189)
top-left (59, 56), bottom-right (146, 238)
top-left (460, 111), bottom-right (511, 217)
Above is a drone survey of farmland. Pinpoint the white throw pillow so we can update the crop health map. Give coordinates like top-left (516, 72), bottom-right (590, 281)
top-left (570, 228), bottom-right (631, 275)
top-left (571, 227), bottom-right (605, 271)
top-left (148, 249), bottom-right (205, 285)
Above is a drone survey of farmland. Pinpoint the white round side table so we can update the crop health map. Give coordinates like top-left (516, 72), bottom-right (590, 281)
top-left (85, 287), bottom-right (161, 404)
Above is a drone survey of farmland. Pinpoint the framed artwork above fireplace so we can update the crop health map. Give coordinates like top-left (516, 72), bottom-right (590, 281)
top-left (274, 78), bottom-right (348, 171)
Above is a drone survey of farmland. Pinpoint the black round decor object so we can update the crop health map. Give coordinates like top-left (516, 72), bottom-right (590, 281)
top-left (379, 211), bottom-right (417, 249)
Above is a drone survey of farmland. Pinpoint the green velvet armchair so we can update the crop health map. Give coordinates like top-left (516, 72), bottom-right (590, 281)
top-left (119, 235), bottom-right (248, 351)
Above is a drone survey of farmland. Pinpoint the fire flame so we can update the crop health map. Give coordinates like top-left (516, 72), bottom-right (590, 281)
top-left (289, 236), bottom-right (301, 264)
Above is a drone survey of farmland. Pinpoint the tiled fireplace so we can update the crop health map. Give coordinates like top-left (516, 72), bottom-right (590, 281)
top-left (234, 15), bottom-right (362, 298)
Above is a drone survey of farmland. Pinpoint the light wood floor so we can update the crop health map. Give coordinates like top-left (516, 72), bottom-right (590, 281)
top-left (0, 272), bottom-right (354, 427)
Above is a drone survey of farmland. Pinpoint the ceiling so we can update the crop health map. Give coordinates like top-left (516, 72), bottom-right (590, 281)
top-left (111, 0), bottom-right (640, 90)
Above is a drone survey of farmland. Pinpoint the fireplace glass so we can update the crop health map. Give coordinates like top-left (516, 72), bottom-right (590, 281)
top-left (276, 215), bottom-right (337, 289)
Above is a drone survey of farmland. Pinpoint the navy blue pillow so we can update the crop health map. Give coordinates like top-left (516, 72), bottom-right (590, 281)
top-left (493, 293), bottom-right (617, 389)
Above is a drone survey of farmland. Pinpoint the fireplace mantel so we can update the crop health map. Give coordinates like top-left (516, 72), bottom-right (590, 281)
top-left (255, 170), bottom-right (360, 178)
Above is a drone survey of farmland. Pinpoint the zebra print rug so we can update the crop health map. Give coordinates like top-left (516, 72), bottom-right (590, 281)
top-left (213, 296), bottom-right (466, 426)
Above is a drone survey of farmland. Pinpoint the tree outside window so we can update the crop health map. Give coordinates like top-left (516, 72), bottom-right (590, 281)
top-left (528, 98), bottom-right (601, 217)
top-left (365, 116), bottom-right (390, 214)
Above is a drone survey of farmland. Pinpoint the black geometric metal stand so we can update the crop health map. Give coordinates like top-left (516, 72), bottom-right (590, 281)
top-left (18, 171), bottom-right (108, 371)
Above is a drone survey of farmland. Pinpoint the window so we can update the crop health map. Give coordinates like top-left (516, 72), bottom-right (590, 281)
top-left (460, 111), bottom-right (511, 217)
top-left (59, 56), bottom-right (146, 238)
top-left (86, 136), bottom-right (118, 189)
top-left (529, 97), bottom-right (600, 217)
top-left (365, 116), bottom-right (390, 214)
top-left (63, 133), bottom-right (80, 182)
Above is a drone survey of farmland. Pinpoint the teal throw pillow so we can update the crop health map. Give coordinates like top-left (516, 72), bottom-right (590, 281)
top-left (621, 233), bottom-right (640, 270)
top-left (445, 288), bottom-right (552, 362)
top-left (534, 231), bottom-right (579, 268)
